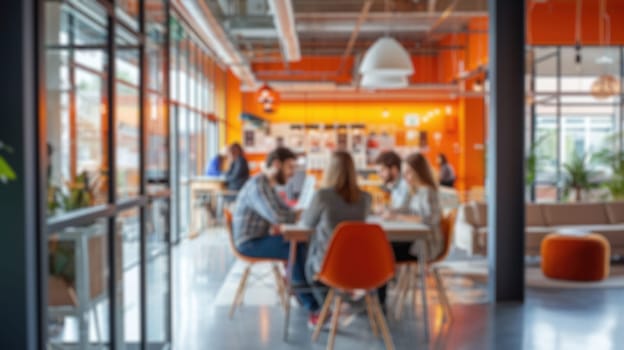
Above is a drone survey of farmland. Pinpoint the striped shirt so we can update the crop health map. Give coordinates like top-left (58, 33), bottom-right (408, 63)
top-left (233, 174), bottom-right (297, 246)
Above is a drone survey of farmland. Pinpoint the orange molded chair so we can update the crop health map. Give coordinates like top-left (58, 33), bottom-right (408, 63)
top-left (223, 209), bottom-right (288, 318)
top-left (393, 210), bottom-right (457, 323)
top-left (312, 222), bottom-right (396, 350)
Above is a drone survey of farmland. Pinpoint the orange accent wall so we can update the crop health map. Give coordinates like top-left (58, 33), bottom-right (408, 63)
top-left (458, 91), bottom-right (486, 193)
top-left (214, 65), bottom-right (227, 149)
top-left (467, 17), bottom-right (488, 71)
top-left (438, 33), bottom-right (467, 83)
top-left (410, 55), bottom-right (439, 84)
top-left (252, 56), bottom-right (354, 84)
top-left (225, 69), bottom-right (242, 145)
top-left (528, 0), bottom-right (624, 45)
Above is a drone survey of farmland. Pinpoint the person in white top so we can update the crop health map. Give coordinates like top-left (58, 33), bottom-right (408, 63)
top-left (377, 153), bottom-right (443, 308)
top-left (374, 151), bottom-right (410, 211)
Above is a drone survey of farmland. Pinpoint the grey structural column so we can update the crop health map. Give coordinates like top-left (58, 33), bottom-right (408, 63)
top-left (487, 0), bottom-right (526, 302)
top-left (0, 0), bottom-right (43, 349)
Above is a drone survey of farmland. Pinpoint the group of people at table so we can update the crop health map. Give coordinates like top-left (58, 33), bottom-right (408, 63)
top-left (228, 145), bottom-right (456, 327)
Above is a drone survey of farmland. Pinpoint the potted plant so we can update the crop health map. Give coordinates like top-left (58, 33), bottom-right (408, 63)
top-left (561, 152), bottom-right (600, 202)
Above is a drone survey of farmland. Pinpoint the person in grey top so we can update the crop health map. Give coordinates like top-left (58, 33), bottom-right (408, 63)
top-left (301, 151), bottom-right (372, 327)
top-left (377, 153), bottom-right (444, 306)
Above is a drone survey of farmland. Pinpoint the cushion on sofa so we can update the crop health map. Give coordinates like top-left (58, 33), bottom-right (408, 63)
top-left (606, 202), bottom-right (624, 224)
top-left (542, 203), bottom-right (610, 226)
top-left (526, 204), bottom-right (546, 226)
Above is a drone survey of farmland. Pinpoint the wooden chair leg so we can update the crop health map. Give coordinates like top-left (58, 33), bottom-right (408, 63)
top-left (326, 295), bottom-right (343, 350)
top-left (390, 266), bottom-right (407, 315)
top-left (271, 263), bottom-right (287, 310)
top-left (312, 289), bottom-right (335, 342)
top-left (372, 295), bottom-right (395, 350)
top-left (394, 264), bottom-right (413, 320)
top-left (229, 265), bottom-right (251, 318)
top-left (432, 266), bottom-right (453, 323)
top-left (364, 293), bottom-right (379, 338)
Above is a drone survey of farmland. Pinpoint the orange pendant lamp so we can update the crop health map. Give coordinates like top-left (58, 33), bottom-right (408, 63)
top-left (256, 83), bottom-right (279, 113)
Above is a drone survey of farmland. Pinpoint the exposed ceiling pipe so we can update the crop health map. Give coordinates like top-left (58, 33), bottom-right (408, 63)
top-left (177, 0), bottom-right (257, 88)
top-left (267, 0), bottom-right (301, 62)
top-left (338, 0), bottom-right (374, 74)
top-left (278, 88), bottom-right (474, 102)
top-left (424, 0), bottom-right (461, 41)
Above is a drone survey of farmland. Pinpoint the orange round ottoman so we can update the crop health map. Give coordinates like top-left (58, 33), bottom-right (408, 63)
top-left (541, 233), bottom-right (610, 281)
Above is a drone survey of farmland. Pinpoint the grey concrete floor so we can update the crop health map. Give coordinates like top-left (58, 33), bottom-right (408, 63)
top-left (172, 229), bottom-right (624, 350)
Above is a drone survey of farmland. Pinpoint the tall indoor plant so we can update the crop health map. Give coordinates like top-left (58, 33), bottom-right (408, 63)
top-left (562, 152), bottom-right (599, 202)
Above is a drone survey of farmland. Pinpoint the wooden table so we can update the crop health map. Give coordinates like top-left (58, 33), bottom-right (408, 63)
top-left (280, 219), bottom-right (433, 342)
top-left (189, 176), bottom-right (226, 237)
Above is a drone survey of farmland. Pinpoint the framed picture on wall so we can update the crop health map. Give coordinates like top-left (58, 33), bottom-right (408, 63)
top-left (244, 129), bottom-right (255, 148)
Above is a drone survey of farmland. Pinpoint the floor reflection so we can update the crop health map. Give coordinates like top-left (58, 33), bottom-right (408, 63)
top-left (173, 229), bottom-right (624, 350)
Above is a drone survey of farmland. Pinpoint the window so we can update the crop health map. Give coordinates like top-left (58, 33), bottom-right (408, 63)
top-left (43, 1), bottom-right (171, 348)
top-left (169, 13), bottom-right (221, 238)
top-left (530, 45), bottom-right (623, 202)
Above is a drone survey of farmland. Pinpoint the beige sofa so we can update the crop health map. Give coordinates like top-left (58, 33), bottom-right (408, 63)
top-left (455, 201), bottom-right (624, 257)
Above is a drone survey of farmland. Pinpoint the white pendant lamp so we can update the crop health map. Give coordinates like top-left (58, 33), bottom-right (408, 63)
top-left (361, 73), bottom-right (408, 89)
top-left (359, 37), bottom-right (414, 76)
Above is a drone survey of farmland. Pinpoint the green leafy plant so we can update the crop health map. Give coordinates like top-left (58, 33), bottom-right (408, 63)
top-left (0, 140), bottom-right (16, 183)
top-left (594, 141), bottom-right (624, 200)
top-left (48, 170), bottom-right (104, 216)
top-left (562, 152), bottom-right (600, 202)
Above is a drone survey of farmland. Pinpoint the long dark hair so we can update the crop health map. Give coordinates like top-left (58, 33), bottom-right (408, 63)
top-left (229, 143), bottom-right (244, 158)
top-left (405, 153), bottom-right (438, 190)
top-left (323, 151), bottom-right (361, 204)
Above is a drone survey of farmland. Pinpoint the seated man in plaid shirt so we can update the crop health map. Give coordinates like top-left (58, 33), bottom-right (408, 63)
top-left (233, 147), bottom-right (318, 311)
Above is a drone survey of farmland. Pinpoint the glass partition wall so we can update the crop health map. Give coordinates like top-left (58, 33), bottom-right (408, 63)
top-left (43, 0), bottom-right (172, 348)
top-left (528, 46), bottom-right (624, 202)
top-left (169, 12), bottom-right (221, 242)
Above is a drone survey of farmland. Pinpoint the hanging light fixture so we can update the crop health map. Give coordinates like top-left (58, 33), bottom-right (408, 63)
top-left (590, 0), bottom-right (620, 100)
top-left (359, 37), bottom-right (414, 76)
top-left (358, 0), bottom-right (413, 80)
top-left (591, 75), bottom-right (620, 100)
top-left (256, 83), bottom-right (279, 113)
top-left (361, 73), bottom-right (409, 89)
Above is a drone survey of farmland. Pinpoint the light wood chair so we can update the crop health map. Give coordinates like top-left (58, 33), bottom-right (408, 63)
top-left (392, 210), bottom-right (457, 323)
top-left (223, 209), bottom-right (289, 318)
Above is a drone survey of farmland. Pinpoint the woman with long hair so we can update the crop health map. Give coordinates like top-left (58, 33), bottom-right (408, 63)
top-left (378, 153), bottom-right (444, 307)
top-left (301, 151), bottom-right (372, 326)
